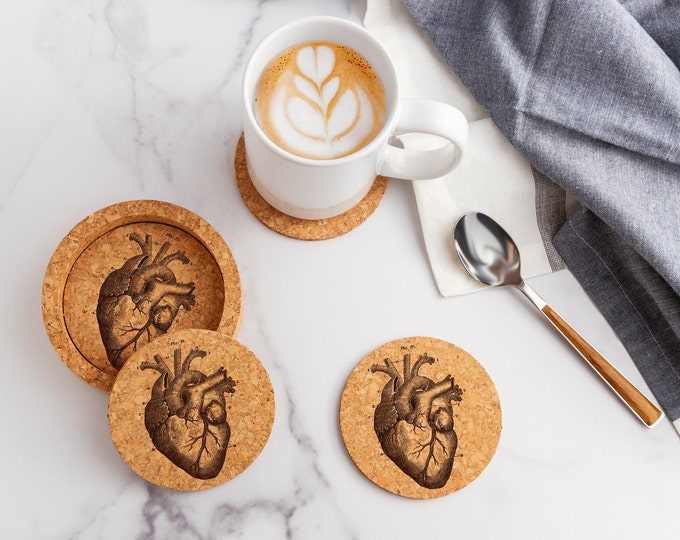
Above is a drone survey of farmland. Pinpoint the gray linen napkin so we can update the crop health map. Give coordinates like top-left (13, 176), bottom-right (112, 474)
top-left (403, 0), bottom-right (680, 431)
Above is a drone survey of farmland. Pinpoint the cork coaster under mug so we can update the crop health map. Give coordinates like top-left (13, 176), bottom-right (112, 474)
top-left (42, 200), bottom-right (242, 392)
top-left (234, 134), bottom-right (388, 240)
top-left (340, 336), bottom-right (502, 499)
top-left (108, 328), bottom-right (274, 491)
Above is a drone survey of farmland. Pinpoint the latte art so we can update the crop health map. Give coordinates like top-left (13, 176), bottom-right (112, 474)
top-left (254, 41), bottom-right (386, 159)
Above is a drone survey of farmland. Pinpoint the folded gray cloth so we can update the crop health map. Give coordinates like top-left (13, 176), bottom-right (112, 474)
top-left (404, 0), bottom-right (680, 429)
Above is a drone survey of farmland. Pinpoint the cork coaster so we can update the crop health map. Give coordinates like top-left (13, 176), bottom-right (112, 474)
top-left (234, 134), bottom-right (388, 240)
top-left (42, 200), bottom-right (242, 392)
top-left (108, 329), bottom-right (274, 491)
top-left (340, 337), bottom-right (502, 499)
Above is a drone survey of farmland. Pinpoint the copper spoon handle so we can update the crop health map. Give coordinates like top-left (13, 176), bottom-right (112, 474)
top-left (518, 282), bottom-right (664, 427)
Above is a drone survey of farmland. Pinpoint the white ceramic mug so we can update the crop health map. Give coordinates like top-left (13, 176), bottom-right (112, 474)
top-left (242, 16), bottom-right (468, 220)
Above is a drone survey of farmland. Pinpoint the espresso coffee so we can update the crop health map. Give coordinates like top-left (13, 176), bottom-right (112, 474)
top-left (254, 41), bottom-right (386, 160)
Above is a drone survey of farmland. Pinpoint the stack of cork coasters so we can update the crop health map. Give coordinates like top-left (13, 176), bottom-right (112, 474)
top-left (42, 200), bottom-right (274, 491)
top-left (340, 336), bottom-right (502, 499)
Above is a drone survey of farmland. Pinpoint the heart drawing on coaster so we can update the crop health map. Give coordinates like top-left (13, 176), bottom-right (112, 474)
top-left (97, 233), bottom-right (197, 370)
top-left (109, 329), bottom-right (275, 491)
top-left (140, 346), bottom-right (236, 480)
top-left (340, 336), bottom-right (502, 499)
top-left (371, 353), bottom-right (464, 489)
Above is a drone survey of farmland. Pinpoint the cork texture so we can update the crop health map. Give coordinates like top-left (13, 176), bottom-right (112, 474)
top-left (42, 200), bottom-right (242, 392)
top-left (108, 329), bottom-right (275, 491)
top-left (234, 134), bottom-right (387, 240)
top-left (340, 336), bottom-right (502, 499)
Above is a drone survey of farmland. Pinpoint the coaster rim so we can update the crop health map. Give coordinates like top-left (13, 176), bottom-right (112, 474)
top-left (234, 134), bottom-right (387, 241)
top-left (108, 328), bottom-right (274, 491)
top-left (340, 336), bottom-right (502, 499)
top-left (42, 200), bottom-right (243, 392)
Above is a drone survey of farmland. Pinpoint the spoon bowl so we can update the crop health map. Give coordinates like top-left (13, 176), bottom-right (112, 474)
top-left (453, 212), bottom-right (521, 287)
top-left (453, 211), bottom-right (663, 428)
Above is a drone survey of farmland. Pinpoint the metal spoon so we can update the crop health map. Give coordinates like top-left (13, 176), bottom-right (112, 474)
top-left (453, 211), bottom-right (664, 428)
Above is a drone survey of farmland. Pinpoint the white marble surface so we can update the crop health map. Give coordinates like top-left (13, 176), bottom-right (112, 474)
top-left (2, 1), bottom-right (680, 538)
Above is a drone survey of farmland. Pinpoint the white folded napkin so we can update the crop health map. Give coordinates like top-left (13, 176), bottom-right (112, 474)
top-left (365, 0), bottom-right (567, 296)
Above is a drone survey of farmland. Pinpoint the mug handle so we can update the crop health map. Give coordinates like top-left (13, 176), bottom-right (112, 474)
top-left (378, 100), bottom-right (468, 180)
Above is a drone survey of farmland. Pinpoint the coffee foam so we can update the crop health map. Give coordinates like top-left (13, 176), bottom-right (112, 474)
top-left (254, 41), bottom-right (386, 159)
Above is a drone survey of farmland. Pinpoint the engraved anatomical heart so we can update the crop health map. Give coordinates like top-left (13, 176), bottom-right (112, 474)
top-left (96, 233), bottom-right (196, 370)
top-left (141, 347), bottom-right (236, 479)
top-left (371, 354), bottom-right (463, 489)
